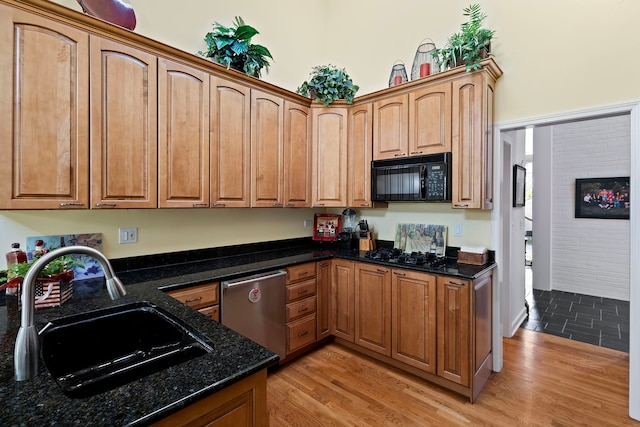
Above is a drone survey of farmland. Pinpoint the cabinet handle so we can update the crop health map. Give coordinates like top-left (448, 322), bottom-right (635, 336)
top-left (298, 330), bottom-right (309, 337)
top-left (298, 271), bottom-right (309, 277)
top-left (272, 203), bottom-right (283, 207)
top-left (411, 151), bottom-right (423, 155)
top-left (359, 203), bottom-right (370, 207)
top-left (394, 153), bottom-right (407, 157)
top-left (376, 268), bottom-right (388, 273)
top-left (393, 272), bottom-right (406, 276)
top-left (298, 289), bottom-right (309, 295)
top-left (454, 203), bottom-right (469, 207)
top-left (213, 203), bottom-right (226, 207)
top-left (298, 307), bottom-right (309, 313)
top-left (286, 203), bottom-right (295, 207)
top-left (449, 281), bottom-right (466, 286)
top-left (314, 203), bottom-right (325, 206)
top-left (193, 203), bottom-right (207, 207)
top-left (95, 203), bottom-right (116, 208)
top-left (185, 296), bottom-right (203, 303)
top-left (59, 203), bottom-right (84, 207)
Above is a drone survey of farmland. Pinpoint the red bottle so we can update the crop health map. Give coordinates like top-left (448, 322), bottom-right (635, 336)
top-left (5, 243), bottom-right (27, 295)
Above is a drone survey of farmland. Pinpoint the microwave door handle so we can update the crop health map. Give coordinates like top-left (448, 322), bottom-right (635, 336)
top-left (420, 166), bottom-right (427, 199)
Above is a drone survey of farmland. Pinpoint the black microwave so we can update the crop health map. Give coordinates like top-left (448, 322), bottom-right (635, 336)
top-left (371, 153), bottom-right (451, 202)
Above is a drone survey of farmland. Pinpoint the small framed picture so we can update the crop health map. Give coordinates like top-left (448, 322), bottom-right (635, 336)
top-left (313, 214), bottom-right (341, 241)
top-left (513, 164), bottom-right (526, 207)
top-left (575, 177), bottom-right (630, 219)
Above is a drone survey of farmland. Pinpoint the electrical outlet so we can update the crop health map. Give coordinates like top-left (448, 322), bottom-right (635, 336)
top-left (454, 224), bottom-right (463, 237)
top-left (119, 227), bottom-right (138, 244)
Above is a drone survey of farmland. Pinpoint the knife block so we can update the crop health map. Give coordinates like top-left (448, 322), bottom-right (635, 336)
top-left (359, 232), bottom-right (375, 251)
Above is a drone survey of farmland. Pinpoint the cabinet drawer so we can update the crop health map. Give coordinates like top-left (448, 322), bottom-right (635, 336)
top-left (287, 262), bottom-right (316, 283)
top-left (287, 315), bottom-right (316, 353)
top-left (286, 278), bottom-right (316, 302)
top-left (167, 282), bottom-right (219, 309)
top-left (199, 305), bottom-right (219, 322)
top-left (286, 296), bottom-right (316, 322)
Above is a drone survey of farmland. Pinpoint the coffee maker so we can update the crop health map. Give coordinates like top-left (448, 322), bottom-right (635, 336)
top-left (337, 208), bottom-right (358, 251)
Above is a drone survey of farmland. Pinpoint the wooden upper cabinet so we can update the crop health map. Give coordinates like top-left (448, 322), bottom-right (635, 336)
top-left (283, 100), bottom-right (312, 207)
top-left (408, 81), bottom-right (452, 156)
top-left (391, 269), bottom-right (437, 374)
top-left (251, 90), bottom-right (284, 207)
top-left (90, 36), bottom-right (158, 209)
top-left (0, 6), bottom-right (89, 209)
top-left (210, 76), bottom-right (250, 207)
top-left (311, 107), bottom-right (348, 207)
top-left (373, 94), bottom-right (408, 160)
top-left (437, 275), bottom-right (471, 386)
top-left (348, 103), bottom-right (374, 208)
top-left (158, 58), bottom-right (210, 208)
top-left (451, 73), bottom-right (486, 209)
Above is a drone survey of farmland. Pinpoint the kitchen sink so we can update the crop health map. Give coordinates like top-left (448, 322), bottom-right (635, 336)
top-left (40, 301), bottom-right (213, 398)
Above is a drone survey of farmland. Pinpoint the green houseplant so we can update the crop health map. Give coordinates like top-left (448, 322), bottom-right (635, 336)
top-left (1, 249), bottom-right (81, 289)
top-left (296, 64), bottom-right (359, 107)
top-left (433, 4), bottom-right (495, 72)
top-left (199, 16), bottom-right (273, 78)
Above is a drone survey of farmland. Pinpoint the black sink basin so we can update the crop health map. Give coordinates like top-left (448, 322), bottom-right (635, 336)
top-left (40, 301), bottom-right (213, 398)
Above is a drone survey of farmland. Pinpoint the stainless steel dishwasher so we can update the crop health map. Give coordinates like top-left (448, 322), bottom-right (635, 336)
top-left (221, 270), bottom-right (286, 360)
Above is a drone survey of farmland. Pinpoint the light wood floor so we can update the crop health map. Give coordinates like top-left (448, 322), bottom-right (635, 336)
top-left (267, 329), bottom-right (637, 426)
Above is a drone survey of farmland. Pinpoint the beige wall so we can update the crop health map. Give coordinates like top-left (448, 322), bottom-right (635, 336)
top-left (2, 0), bottom-right (636, 266)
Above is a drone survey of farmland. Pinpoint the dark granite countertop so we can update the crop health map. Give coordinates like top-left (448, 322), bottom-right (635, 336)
top-left (0, 238), bottom-right (495, 426)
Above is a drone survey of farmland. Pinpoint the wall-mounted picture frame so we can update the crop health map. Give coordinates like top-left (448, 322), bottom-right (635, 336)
top-left (513, 164), bottom-right (526, 207)
top-left (575, 177), bottom-right (630, 219)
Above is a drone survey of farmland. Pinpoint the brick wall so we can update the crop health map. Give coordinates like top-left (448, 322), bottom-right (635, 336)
top-left (551, 114), bottom-right (630, 300)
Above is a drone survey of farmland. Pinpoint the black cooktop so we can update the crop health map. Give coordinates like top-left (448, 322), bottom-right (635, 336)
top-left (364, 248), bottom-right (448, 268)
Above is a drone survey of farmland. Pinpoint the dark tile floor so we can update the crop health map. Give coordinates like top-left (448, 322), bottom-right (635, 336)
top-left (521, 287), bottom-right (630, 353)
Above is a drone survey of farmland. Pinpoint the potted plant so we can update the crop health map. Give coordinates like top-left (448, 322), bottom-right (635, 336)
top-left (1, 245), bottom-right (81, 307)
top-left (433, 4), bottom-right (495, 72)
top-left (296, 64), bottom-right (359, 107)
top-left (199, 16), bottom-right (273, 78)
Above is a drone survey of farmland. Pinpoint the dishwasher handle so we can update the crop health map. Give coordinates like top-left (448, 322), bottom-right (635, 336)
top-left (222, 270), bottom-right (287, 289)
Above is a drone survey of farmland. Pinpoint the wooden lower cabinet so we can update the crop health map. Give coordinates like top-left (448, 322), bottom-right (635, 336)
top-left (316, 260), bottom-right (331, 340)
top-left (151, 369), bottom-right (268, 427)
top-left (285, 262), bottom-right (317, 356)
top-left (330, 259), bottom-right (355, 342)
top-left (354, 263), bottom-right (391, 356)
top-left (391, 269), bottom-right (437, 374)
top-left (436, 275), bottom-right (471, 386)
top-left (167, 282), bottom-right (220, 322)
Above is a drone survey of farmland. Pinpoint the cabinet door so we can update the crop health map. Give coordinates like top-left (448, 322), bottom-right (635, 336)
top-left (348, 103), bottom-right (374, 208)
top-left (437, 276), bottom-right (471, 386)
top-left (451, 73), bottom-right (484, 209)
top-left (330, 259), bottom-right (355, 341)
top-left (90, 36), bottom-right (158, 209)
top-left (210, 76), bottom-right (250, 207)
top-left (316, 260), bottom-right (331, 340)
top-left (372, 94), bottom-right (408, 160)
top-left (354, 263), bottom-right (391, 356)
top-left (311, 107), bottom-right (348, 207)
top-left (0, 6), bottom-right (89, 209)
top-left (391, 269), bottom-right (436, 374)
top-left (251, 90), bottom-right (284, 207)
top-left (409, 81), bottom-right (452, 155)
top-left (158, 58), bottom-right (210, 208)
top-left (283, 100), bottom-right (312, 207)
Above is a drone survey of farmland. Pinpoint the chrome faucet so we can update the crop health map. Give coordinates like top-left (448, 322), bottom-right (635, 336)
top-left (14, 246), bottom-right (127, 381)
